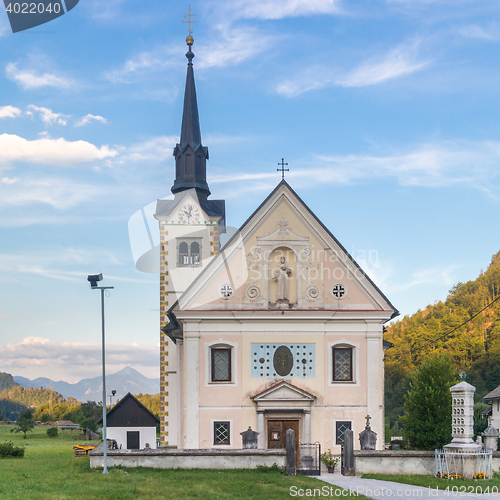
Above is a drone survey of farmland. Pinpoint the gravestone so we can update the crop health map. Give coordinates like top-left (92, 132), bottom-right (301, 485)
top-left (359, 415), bottom-right (377, 450)
top-left (482, 425), bottom-right (499, 452)
top-left (240, 426), bottom-right (259, 449)
top-left (341, 429), bottom-right (355, 476)
top-left (286, 428), bottom-right (296, 475)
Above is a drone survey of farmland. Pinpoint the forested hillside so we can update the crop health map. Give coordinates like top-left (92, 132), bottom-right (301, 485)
top-left (0, 371), bottom-right (161, 424)
top-left (385, 251), bottom-right (500, 433)
top-left (0, 385), bottom-right (67, 420)
top-left (0, 372), bottom-right (16, 392)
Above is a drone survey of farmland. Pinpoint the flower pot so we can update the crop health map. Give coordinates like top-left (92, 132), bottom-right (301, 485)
top-left (327, 466), bottom-right (335, 473)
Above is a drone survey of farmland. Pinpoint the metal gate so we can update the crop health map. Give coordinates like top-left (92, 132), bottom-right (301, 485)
top-left (297, 442), bottom-right (321, 476)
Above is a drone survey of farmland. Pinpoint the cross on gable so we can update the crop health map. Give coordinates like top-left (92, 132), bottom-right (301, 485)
top-left (277, 158), bottom-right (289, 180)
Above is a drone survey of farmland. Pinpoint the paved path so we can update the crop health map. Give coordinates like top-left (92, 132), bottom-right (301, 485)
top-left (315, 473), bottom-right (500, 499)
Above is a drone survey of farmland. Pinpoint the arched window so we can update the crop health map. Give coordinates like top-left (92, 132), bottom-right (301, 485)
top-left (178, 242), bottom-right (189, 266)
top-left (190, 242), bottom-right (200, 265)
top-left (211, 347), bottom-right (231, 382)
top-left (177, 238), bottom-right (202, 267)
top-left (332, 346), bottom-right (353, 382)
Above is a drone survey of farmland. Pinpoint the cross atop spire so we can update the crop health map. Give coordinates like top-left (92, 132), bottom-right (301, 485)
top-left (171, 19), bottom-right (210, 199)
top-left (182, 6), bottom-right (197, 36)
top-left (277, 158), bottom-right (289, 180)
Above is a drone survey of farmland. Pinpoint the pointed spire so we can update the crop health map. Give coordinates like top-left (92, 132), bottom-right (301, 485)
top-left (171, 35), bottom-right (210, 199)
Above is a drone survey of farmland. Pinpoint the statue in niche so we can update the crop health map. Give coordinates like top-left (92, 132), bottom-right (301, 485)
top-left (273, 256), bottom-right (292, 302)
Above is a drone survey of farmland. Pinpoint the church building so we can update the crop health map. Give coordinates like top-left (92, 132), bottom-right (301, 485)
top-left (155, 34), bottom-right (398, 452)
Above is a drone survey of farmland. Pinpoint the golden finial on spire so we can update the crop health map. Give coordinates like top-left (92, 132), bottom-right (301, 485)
top-left (183, 5), bottom-right (197, 46)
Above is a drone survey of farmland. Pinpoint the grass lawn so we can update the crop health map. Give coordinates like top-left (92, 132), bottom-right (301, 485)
top-left (362, 473), bottom-right (500, 493)
top-left (0, 425), bottom-right (361, 500)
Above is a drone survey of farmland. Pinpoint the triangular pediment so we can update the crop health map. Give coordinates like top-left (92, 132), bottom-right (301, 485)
top-left (167, 181), bottom-right (398, 323)
top-left (251, 381), bottom-right (316, 402)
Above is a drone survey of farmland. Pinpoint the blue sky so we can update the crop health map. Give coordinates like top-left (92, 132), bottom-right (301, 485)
top-left (0, 0), bottom-right (499, 383)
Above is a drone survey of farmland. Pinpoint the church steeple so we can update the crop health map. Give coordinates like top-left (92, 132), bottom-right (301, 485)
top-left (171, 35), bottom-right (210, 199)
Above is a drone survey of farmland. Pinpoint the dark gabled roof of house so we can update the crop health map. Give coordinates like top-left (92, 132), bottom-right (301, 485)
top-left (99, 392), bottom-right (160, 427)
top-left (484, 386), bottom-right (500, 401)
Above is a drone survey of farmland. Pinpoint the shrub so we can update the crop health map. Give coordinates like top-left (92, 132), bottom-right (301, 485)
top-left (256, 463), bottom-right (285, 474)
top-left (0, 441), bottom-right (25, 458)
top-left (47, 426), bottom-right (59, 438)
top-left (402, 355), bottom-right (457, 450)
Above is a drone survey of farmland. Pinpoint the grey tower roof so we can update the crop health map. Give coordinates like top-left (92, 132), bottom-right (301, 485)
top-left (171, 39), bottom-right (211, 199)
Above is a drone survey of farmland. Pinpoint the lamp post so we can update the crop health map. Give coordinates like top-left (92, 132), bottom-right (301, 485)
top-left (87, 273), bottom-right (114, 475)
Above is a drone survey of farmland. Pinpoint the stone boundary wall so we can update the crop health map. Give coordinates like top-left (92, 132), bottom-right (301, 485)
top-left (89, 447), bottom-right (286, 470)
top-left (354, 451), bottom-right (500, 476)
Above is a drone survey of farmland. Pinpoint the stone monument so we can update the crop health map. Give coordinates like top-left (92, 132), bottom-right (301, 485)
top-left (444, 378), bottom-right (481, 452)
top-left (240, 426), bottom-right (259, 449)
top-left (359, 415), bottom-right (377, 450)
top-left (482, 423), bottom-right (499, 452)
top-left (436, 374), bottom-right (486, 480)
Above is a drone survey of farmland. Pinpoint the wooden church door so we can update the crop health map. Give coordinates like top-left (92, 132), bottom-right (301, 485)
top-left (267, 420), bottom-right (299, 449)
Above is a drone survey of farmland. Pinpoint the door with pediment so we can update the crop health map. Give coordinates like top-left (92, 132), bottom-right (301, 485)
top-left (267, 419), bottom-right (299, 450)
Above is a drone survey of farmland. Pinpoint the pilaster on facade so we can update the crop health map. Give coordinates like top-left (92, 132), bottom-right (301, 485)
top-left (159, 222), bottom-right (170, 445)
top-left (365, 321), bottom-right (383, 449)
top-left (185, 325), bottom-right (201, 449)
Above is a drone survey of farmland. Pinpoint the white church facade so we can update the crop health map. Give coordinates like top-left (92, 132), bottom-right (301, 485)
top-left (155, 34), bottom-right (398, 452)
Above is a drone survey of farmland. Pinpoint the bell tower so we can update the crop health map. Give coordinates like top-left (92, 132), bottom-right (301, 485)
top-left (154, 22), bottom-right (225, 447)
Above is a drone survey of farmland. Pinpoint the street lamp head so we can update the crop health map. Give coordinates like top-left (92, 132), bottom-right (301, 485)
top-left (87, 273), bottom-right (103, 288)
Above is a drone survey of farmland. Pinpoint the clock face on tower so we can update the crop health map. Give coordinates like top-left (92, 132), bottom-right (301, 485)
top-left (178, 204), bottom-right (200, 224)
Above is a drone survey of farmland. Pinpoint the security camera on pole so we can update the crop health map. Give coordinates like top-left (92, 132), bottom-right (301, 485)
top-left (87, 273), bottom-right (114, 474)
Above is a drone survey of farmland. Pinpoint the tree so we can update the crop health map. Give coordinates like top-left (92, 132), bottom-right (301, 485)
top-left (402, 355), bottom-right (457, 450)
top-left (11, 410), bottom-right (34, 439)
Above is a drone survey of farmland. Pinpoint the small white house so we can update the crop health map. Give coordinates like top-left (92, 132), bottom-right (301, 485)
top-left (103, 393), bottom-right (160, 450)
top-left (484, 386), bottom-right (500, 431)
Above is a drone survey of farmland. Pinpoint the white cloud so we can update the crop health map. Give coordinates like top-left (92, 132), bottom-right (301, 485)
top-left (123, 135), bottom-right (177, 162)
top-left (312, 141), bottom-right (500, 189)
top-left (0, 177), bottom-right (107, 209)
top-left (104, 45), bottom-right (178, 84)
top-left (458, 23), bottom-right (500, 41)
top-left (336, 41), bottom-right (429, 88)
top-left (1, 177), bottom-right (19, 184)
top-left (105, 25), bottom-right (276, 83)
top-left (276, 40), bottom-right (429, 97)
top-left (0, 133), bottom-right (117, 167)
top-left (0, 105), bottom-right (21, 119)
top-left (86, 0), bottom-right (126, 21)
top-left (389, 265), bottom-right (459, 293)
top-left (221, 0), bottom-right (343, 20)
top-left (211, 140), bottom-right (500, 197)
top-left (0, 336), bottom-right (158, 383)
top-left (196, 25), bottom-right (277, 69)
top-left (6, 63), bottom-right (75, 90)
top-left (27, 105), bottom-right (67, 126)
top-left (74, 114), bottom-right (108, 127)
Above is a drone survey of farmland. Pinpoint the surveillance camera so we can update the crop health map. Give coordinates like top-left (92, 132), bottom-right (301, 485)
top-left (87, 273), bottom-right (103, 288)
top-left (112, 390), bottom-right (116, 396)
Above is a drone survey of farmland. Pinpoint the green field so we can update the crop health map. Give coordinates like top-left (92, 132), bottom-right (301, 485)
top-left (0, 426), bottom-right (356, 500)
